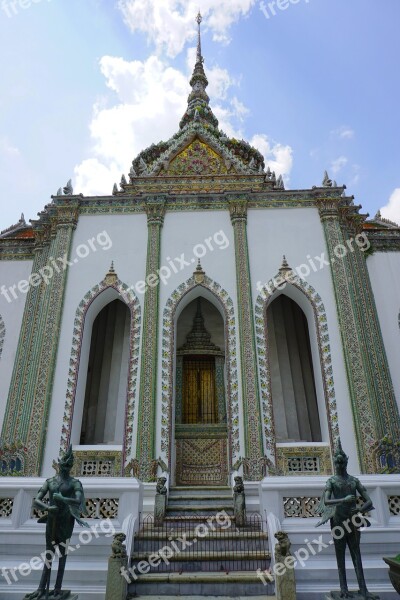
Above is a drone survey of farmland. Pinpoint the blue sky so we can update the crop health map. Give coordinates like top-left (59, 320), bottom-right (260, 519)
top-left (0, 0), bottom-right (399, 231)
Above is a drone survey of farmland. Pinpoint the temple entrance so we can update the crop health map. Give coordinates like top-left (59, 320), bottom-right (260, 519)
top-left (174, 297), bottom-right (228, 486)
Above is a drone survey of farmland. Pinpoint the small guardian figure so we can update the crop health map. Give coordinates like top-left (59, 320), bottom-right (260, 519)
top-left (154, 476), bottom-right (167, 526)
top-left (274, 531), bottom-right (296, 600)
top-left (316, 439), bottom-right (379, 600)
top-left (25, 446), bottom-right (88, 600)
top-left (111, 533), bottom-right (127, 559)
top-left (233, 475), bottom-right (246, 527)
top-left (105, 534), bottom-right (128, 600)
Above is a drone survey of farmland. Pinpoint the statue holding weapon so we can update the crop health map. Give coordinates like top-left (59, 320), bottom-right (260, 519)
top-left (25, 446), bottom-right (89, 600)
top-left (316, 439), bottom-right (379, 600)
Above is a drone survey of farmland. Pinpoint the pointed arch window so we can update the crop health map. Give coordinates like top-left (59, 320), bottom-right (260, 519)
top-left (80, 299), bottom-right (130, 445)
top-left (267, 294), bottom-right (322, 443)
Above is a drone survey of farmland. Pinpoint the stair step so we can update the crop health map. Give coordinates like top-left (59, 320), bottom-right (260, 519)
top-left (129, 571), bottom-right (273, 583)
top-left (131, 596), bottom-right (276, 599)
top-left (132, 551), bottom-right (271, 561)
top-left (163, 515), bottom-right (236, 522)
top-left (168, 495), bottom-right (232, 502)
top-left (129, 571), bottom-right (274, 590)
top-left (136, 530), bottom-right (267, 540)
top-left (166, 504), bottom-right (233, 512)
top-left (169, 487), bottom-right (231, 495)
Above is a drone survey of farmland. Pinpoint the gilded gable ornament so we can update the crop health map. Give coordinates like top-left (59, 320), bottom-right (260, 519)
top-left (166, 139), bottom-right (230, 177)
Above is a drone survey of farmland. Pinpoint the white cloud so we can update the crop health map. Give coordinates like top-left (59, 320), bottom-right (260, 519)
top-left (117, 0), bottom-right (257, 57)
top-left (231, 97), bottom-right (249, 121)
top-left (0, 136), bottom-right (20, 157)
top-left (348, 164), bottom-right (361, 187)
top-left (250, 133), bottom-right (293, 179)
top-left (380, 188), bottom-right (400, 225)
top-left (75, 55), bottom-right (189, 196)
top-left (331, 126), bottom-right (355, 140)
top-left (330, 156), bottom-right (348, 175)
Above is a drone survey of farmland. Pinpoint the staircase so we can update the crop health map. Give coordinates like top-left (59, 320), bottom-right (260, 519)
top-left (128, 486), bottom-right (274, 597)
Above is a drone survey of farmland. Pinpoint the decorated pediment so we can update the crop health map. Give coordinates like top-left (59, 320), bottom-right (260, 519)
top-left (162, 138), bottom-right (235, 177)
top-left (112, 13), bottom-right (288, 195)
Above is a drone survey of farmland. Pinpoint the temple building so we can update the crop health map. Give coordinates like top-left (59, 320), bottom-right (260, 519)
top-left (1, 14), bottom-right (400, 600)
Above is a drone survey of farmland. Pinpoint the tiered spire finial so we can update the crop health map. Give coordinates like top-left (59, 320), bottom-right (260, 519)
top-left (196, 11), bottom-right (203, 63)
top-left (179, 12), bottom-right (219, 129)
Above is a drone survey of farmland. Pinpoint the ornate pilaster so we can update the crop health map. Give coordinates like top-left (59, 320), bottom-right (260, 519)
top-left (229, 199), bottom-right (264, 480)
top-left (136, 197), bottom-right (166, 481)
top-left (340, 207), bottom-right (400, 449)
top-left (2, 219), bottom-right (52, 452)
top-left (317, 198), bottom-right (400, 472)
top-left (2, 202), bottom-right (79, 474)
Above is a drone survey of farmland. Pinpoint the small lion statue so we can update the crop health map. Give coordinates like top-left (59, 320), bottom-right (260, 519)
top-left (156, 476), bottom-right (167, 495)
top-left (274, 531), bottom-right (291, 562)
top-left (111, 533), bottom-right (127, 558)
top-left (274, 531), bottom-right (296, 600)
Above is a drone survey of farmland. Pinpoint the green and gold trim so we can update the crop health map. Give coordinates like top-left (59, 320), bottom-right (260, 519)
top-left (135, 197), bottom-right (166, 481)
top-left (229, 198), bottom-right (264, 480)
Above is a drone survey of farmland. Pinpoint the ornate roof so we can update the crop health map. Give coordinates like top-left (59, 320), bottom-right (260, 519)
top-left (366, 210), bottom-right (400, 230)
top-left (116, 13), bottom-right (283, 192)
top-left (0, 214), bottom-right (33, 240)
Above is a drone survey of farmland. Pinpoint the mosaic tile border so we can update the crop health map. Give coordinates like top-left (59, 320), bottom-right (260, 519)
top-left (60, 277), bottom-right (141, 472)
top-left (319, 203), bottom-right (382, 472)
top-left (136, 200), bottom-right (165, 481)
top-left (160, 275), bottom-right (240, 470)
top-left (229, 199), bottom-right (264, 480)
top-left (0, 315), bottom-right (5, 360)
top-left (255, 267), bottom-right (338, 465)
top-left (348, 237), bottom-right (400, 450)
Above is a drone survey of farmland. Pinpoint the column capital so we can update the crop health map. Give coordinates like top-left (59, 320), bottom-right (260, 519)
top-left (315, 197), bottom-right (341, 220)
top-left (145, 197), bottom-right (166, 226)
top-left (229, 198), bottom-right (248, 224)
top-left (33, 223), bottom-right (52, 252)
top-left (51, 205), bottom-right (80, 233)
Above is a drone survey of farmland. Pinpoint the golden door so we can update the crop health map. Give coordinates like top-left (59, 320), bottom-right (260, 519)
top-left (182, 356), bottom-right (217, 424)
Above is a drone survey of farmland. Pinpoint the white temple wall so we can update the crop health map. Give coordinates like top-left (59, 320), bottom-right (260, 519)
top-left (246, 207), bottom-right (359, 473)
top-left (367, 251), bottom-right (400, 411)
top-left (42, 214), bottom-right (147, 474)
top-left (155, 210), bottom-right (245, 467)
top-left (0, 260), bottom-right (33, 433)
top-left (37, 207), bottom-right (378, 474)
